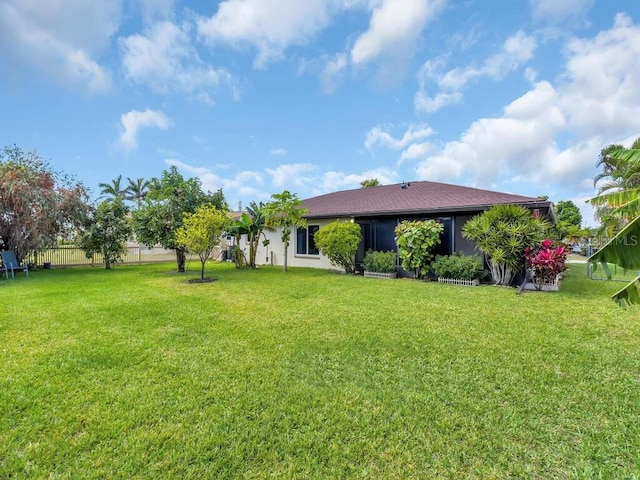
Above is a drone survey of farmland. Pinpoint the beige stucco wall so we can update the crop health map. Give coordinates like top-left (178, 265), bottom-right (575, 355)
top-left (237, 218), bottom-right (347, 271)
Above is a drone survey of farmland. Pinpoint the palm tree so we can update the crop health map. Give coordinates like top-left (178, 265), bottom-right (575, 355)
top-left (98, 175), bottom-right (126, 201)
top-left (593, 138), bottom-right (640, 238)
top-left (125, 177), bottom-right (150, 208)
top-left (264, 190), bottom-right (307, 272)
top-left (589, 146), bottom-right (640, 306)
top-left (124, 177), bottom-right (150, 264)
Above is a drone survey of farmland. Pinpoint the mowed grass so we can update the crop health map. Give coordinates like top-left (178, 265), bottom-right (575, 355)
top-left (1, 262), bottom-right (639, 479)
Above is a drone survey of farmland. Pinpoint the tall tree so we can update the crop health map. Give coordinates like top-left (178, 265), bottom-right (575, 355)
top-left (360, 178), bottom-right (381, 188)
top-left (593, 137), bottom-right (640, 235)
top-left (98, 175), bottom-right (127, 201)
top-left (78, 197), bottom-right (131, 270)
top-left (264, 190), bottom-right (307, 272)
top-left (132, 166), bottom-right (226, 272)
top-left (125, 177), bottom-right (150, 208)
top-left (0, 145), bottom-right (91, 262)
top-left (553, 200), bottom-right (583, 241)
top-left (176, 205), bottom-right (230, 280)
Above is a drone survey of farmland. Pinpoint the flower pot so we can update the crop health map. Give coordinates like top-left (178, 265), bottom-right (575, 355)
top-left (524, 274), bottom-right (561, 291)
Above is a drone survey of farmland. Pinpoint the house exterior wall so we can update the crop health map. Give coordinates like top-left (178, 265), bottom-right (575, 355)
top-left (234, 205), bottom-right (549, 272)
top-left (237, 218), bottom-right (340, 270)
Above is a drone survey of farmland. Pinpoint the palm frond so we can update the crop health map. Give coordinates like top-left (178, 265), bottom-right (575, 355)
top-left (611, 276), bottom-right (640, 307)
top-left (589, 216), bottom-right (640, 273)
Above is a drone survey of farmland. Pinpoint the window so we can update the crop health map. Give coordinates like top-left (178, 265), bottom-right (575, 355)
top-left (296, 225), bottom-right (319, 255)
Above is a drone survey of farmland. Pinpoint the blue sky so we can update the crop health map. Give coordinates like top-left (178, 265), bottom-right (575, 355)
top-left (2, 0), bottom-right (640, 225)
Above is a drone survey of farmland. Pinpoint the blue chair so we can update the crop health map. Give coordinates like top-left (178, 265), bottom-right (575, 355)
top-left (1, 251), bottom-right (29, 279)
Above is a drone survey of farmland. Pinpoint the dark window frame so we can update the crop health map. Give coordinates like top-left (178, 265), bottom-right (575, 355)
top-left (296, 225), bottom-right (320, 255)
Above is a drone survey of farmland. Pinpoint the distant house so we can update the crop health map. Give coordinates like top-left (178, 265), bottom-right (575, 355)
top-left (241, 181), bottom-right (554, 272)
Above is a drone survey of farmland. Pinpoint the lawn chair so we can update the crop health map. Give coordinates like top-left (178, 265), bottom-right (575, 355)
top-left (1, 251), bottom-right (29, 279)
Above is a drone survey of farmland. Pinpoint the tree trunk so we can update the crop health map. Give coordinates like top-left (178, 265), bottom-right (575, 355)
top-left (283, 241), bottom-right (288, 272)
top-left (104, 247), bottom-right (111, 270)
top-left (200, 259), bottom-right (205, 280)
top-left (176, 248), bottom-right (186, 272)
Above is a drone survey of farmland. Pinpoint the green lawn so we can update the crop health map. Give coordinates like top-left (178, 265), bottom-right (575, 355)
top-left (1, 263), bottom-right (639, 479)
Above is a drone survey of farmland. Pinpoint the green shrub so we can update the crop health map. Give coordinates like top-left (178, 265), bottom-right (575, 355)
top-left (363, 250), bottom-right (397, 273)
top-left (431, 253), bottom-right (485, 280)
top-left (394, 219), bottom-right (443, 279)
top-left (314, 221), bottom-right (362, 274)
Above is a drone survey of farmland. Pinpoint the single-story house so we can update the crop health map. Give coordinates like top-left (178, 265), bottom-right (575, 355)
top-left (240, 180), bottom-right (554, 272)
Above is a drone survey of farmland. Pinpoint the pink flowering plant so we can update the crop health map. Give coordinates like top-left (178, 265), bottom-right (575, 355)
top-left (524, 239), bottom-right (567, 290)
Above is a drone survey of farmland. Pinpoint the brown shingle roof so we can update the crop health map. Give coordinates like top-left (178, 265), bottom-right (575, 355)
top-left (302, 181), bottom-right (546, 218)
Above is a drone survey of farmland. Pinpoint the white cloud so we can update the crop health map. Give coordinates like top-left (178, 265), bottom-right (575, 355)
top-left (400, 142), bottom-right (433, 162)
top-left (415, 31), bottom-right (537, 113)
top-left (416, 81), bottom-right (566, 186)
top-left (414, 15), bottom-right (640, 200)
top-left (320, 53), bottom-right (348, 94)
top-left (365, 124), bottom-right (434, 151)
top-left (270, 148), bottom-right (288, 156)
top-left (119, 109), bottom-right (172, 150)
top-left (319, 168), bottom-right (398, 193)
top-left (350, 0), bottom-right (444, 66)
top-left (0, 0), bottom-right (118, 93)
top-left (197, 0), bottom-right (340, 69)
top-left (265, 163), bottom-right (317, 188)
top-left (121, 21), bottom-right (235, 99)
top-left (558, 13), bottom-right (640, 140)
top-left (137, 0), bottom-right (174, 23)
top-left (530, 0), bottom-right (594, 22)
top-left (414, 91), bottom-right (462, 113)
top-left (165, 159), bottom-right (268, 203)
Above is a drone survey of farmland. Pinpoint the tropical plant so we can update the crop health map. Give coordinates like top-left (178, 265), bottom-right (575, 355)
top-left (363, 250), bottom-right (397, 274)
top-left (78, 197), bottom-right (131, 269)
top-left (314, 221), bottom-right (362, 274)
top-left (98, 174), bottom-right (127, 201)
top-left (592, 138), bottom-right (640, 235)
top-left (132, 166), bottom-right (227, 272)
top-left (589, 145), bottom-right (640, 306)
top-left (225, 221), bottom-right (247, 268)
top-left (125, 177), bottom-right (150, 208)
top-left (0, 145), bottom-right (91, 263)
top-left (176, 205), bottom-right (230, 280)
top-left (431, 253), bottom-right (485, 281)
top-left (524, 239), bottom-right (567, 291)
top-left (462, 204), bottom-right (549, 286)
top-left (231, 201), bottom-right (271, 269)
top-left (394, 220), bottom-right (443, 279)
top-left (264, 191), bottom-right (307, 272)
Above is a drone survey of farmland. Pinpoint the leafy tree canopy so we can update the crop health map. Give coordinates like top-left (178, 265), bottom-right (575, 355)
top-left (360, 178), bottom-right (381, 188)
top-left (133, 166), bottom-right (227, 272)
top-left (177, 205), bottom-right (230, 280)
top-left (264, 190), bottom-right (307, 272)
top-left (555, 200), bottom-right (582, 227)
top-left (78, 197), bottom-right (131, 269)
top-left (0, 145), bottom-right (91, 262)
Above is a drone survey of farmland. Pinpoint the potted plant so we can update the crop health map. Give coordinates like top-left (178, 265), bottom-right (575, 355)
top-left (523, 239), bottom-right (567, 291)
top-left (363, 250), bottom-right (397, 279)
top-left (431, 253), bottom-right (485, 286)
